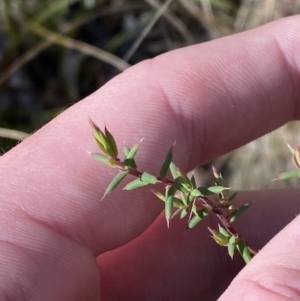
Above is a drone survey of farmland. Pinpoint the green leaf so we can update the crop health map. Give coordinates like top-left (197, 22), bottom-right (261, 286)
top-left (177, 174), bottom-right (192, 191)
top-left (123, 145), bottom-right (130, 156)
top-left (188, 194), bottom-right (196, 206)
top-left (208, 228), bottom-right (229, 246)
top-left (188, 208), bottom-right (210, 229)
top-left (180, 207), bottom-right (188, 219)
top-left (180, 192), bottom-right (188, 206)
top-left (174, 182), bottom-right (189, 194)
top-left (230, 203), bottom-right (251, 222)
top-left (197, 186), bottom-right (230, 195)
top-left (90, 121), bottom-right (107, 151)
top-left (169, 162), bottom-right (179, 179)
top-left (90, 153), bottom-right (113, 167)
top-left (236, 239), bottom-right (252, 264)
top-left (273, 170), bottom-right (300, 181)
top-left (159, 147), bottom-right (173, 178)
top-left (227, 240), bottom-right (236, 259)
top-left (124, 158), bottom-right (137, 169)
top-left (165, 185), bottom-right (176, 226)
top-left (286, 143), bottom-right (295, 155)
top-left (170, 207), bottom-right (183, 220)
top-left (152, 190), bottom-right (165, 202)
top-left (228, 192), bottom-right (238, 202)
top-left (218, 225), bottom-right (230, 237)
top-left (104, 127), bottom-right (118, 157)
top-left (124, 178), bottom-right (148, 190)
top-left (190, 189), bottom-right (202, 197)
top-left (154, 191), bottom-right (182, 208)
top-left (173, 197), bottom-right (184, 208)
top-left (126, 144), bottom-right (138, 159)
top-left (191, 174), bottom-right (196, 189)
top-left (124, 144), bottom-right (138, 169)
top-left (141, 172), bottom-right (157, 184)
top-left (90, 121), bottom-right (118, 158)
top-left (103, 170), bottom-right (128, 198)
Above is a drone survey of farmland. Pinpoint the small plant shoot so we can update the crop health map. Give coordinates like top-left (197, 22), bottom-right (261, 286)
top-left (90, 121), bottom-right (300, 264)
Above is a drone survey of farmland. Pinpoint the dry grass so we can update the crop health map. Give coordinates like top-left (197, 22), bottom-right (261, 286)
top-left (1, 0), bottom-right (300, 190)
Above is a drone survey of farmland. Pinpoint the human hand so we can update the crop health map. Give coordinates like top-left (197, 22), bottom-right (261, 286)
top-left (1, 16), bottom-right (300, 301)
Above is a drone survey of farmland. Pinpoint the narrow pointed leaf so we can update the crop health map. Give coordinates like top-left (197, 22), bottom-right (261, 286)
top-left (191, 189), bottom-right (202, 197)
top-left (236, 239), bottom-right (252, 264)
top-left (227, 237), bottom-right (237, 260)
top-left (124, 144), bottom-right (138, 169)
top-left (91, 153), bottom-right (113, 167)
top-left (124, 158), bottom-right (137, 169)
top-left (177, 175), bottom-right (192, 191)
top-left (228, 192), bottom-right (238, 202)
top-left (188, 208), bottom-right (210, 229)
top-left (159, 147), bottom-right (173, 178)
top-left (92, 126), bottom-right (107, 152)
top-left (153, 191), bottom-right (182, 208)
top-left (188, 194), bottom-right (195, 206)
top-left (273, 170), bottom-right (300, 181)
top-left (126, 144), bottom-right (138, 159)
top-left (90, 121), bottom-right (117, 157)
top-left (123, 145), bottom-right (130, 156)
top-left (169, 162), bottom-right (178, 179)
top-left (103, 170), bottom-right (128, 198)
top-left (141, 172), bottom-right (157, 184)
top-left (90, 120), bottom-right (105, 144)
top-left (105, 127), bottom-right (118, 157)
top-left (207, 186), bottom-right (230, 194)
top-left (286, 143), bottom-right (295, 155)
top-left (165, 186), bottom-right (176, 225)
top-left (208, 228), bottom-right (229, 246)
top-left (228, 243), bottom-right (235, 259)
top-left (218, 225), bottom-right (230, 237)
top-left (177, 169), bottom-right (191, 184)
top-left (170, 207), bottom-right (183, 220)
top-left (188, 214), bottom-right (202, 229)
top-left (180, 191), bottom-right (188, 206)
top-left (180, 207), bottom-right (188, 219)
top-left (197, 186), bottom-right (230, 196)
top-left (230, 203), bottom-right (251, 222)
top-left (152, 190), bottom-right (165, 202)
top-left (174, 182), bottom-right (189, 193)
top-left (191, 174), bottom-right (196, 189)
top-left (173, 197), bottom-right (184, 208)
top-left (124, 178), bottom-right (148, 190)
top-left (192, 203), bottom-right (198, 215)
top-left (229, 236), bottom-right (236, 245)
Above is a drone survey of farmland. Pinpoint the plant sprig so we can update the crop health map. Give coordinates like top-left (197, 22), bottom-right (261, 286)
top-left (89, 121), bottom-right (258, 263)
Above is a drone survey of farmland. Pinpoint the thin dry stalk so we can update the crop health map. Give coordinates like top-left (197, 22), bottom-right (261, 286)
top-left (124, 0), bottom-right (174, 62)
top-left (0, 2), bottom-right (144, 86)
top-left (178, 0), bottom-right (231, 38)
top-left (27, 22), bottom-right (130, 71)
top-left (145, 0), bottom-right (194, 45)
top-left (0, 128), bottom-right (29, 141)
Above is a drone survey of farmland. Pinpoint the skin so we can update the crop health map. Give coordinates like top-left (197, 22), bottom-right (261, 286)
top-left (1, 16), bottom-right (300, 301)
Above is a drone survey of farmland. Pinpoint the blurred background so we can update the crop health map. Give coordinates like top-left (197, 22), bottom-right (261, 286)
top-left (1, 0), bottom-right (300, 189)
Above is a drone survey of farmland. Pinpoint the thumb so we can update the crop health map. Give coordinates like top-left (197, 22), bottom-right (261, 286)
top-left (219, 215), bottom-right (300, 300)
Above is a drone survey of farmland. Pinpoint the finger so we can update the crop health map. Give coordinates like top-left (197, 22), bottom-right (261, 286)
top-left (98, 188), bottom-right (300, 301)
top-left (218, 195), bottom-right (300, 300)
top-left (1, 16), bottom-right (300, 256)
top-left (0, 17), bottom-right (300, 300)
